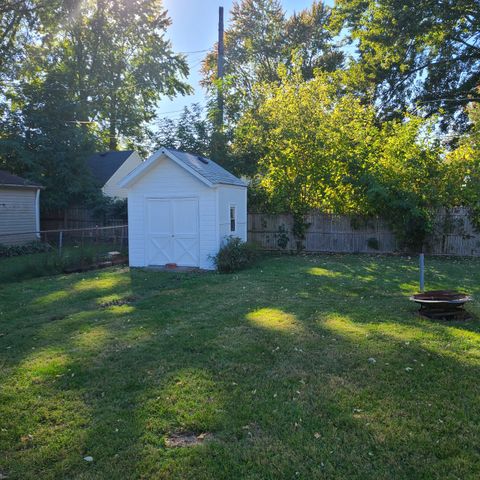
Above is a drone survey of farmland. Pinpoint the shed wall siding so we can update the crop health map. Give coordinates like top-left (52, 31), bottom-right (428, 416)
top-left (218, 185), bottom-right (247, 244)
top-left (127, 155), bottom-right (217, 269)
top-left (0, 187), bottom-right (38, 244)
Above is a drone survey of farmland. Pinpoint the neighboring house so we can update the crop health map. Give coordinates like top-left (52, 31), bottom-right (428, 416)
top-left (119, 147), bottom-right (247, 270)
top-left (0, 170), bottom-right (43, 245)
top-left (86, 150), bottom-right (143, 199)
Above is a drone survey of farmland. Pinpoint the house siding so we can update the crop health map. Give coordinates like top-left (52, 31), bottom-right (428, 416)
top-left (127, 155), bottom-right (218, 269)
top-left (103, 152), bottom-right (143, 199)
top-left (0, 187), bottom-right (39, 244)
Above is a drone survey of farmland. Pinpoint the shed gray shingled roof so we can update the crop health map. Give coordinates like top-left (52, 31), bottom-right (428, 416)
top-left (86, 150), bottom-right (134, 186)
top-left (0, 170), bottom-right (43, 188)
top-left (165, 148), bottom-right (247, 187)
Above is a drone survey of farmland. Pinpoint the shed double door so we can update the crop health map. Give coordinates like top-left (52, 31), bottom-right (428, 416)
top-left (146, 197), bottom-right (199, 267)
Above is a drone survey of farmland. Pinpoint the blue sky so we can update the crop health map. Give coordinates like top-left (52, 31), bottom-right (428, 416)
top-left (158, 0), bottom-right (334, 119)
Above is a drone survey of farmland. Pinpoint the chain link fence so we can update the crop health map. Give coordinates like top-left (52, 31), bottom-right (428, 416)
top-left (0, 225), bottom-right (129, 283)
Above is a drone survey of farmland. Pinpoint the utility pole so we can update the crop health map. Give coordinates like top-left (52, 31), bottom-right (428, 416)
top-left (217, 6), bottom-right (225, 129)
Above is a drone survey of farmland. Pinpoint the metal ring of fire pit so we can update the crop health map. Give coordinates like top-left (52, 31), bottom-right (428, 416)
top-left (409, 290), bottom-right (473, 320)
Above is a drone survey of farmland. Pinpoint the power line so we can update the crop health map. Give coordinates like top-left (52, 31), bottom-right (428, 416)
top-left (178, 49), bottom-right (210, 55)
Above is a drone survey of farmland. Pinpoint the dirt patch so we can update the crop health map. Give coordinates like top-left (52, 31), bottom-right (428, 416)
top-left (63, 256), bottom-right (128, 274)
top-left (99, 296), bottom-right (137, 308)
top-left (165, 432), bottom-right (212, 448)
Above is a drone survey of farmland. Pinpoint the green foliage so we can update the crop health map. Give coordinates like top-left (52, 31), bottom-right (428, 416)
top-left (292, 214), bottom-right (311, 252)
top-left (0, 73), bottom-right (101, 209)
top-left (91, 197), bottom-right (128, 223)
top-left (201, 0), bottom-right (343, 144)
top-left (212, 236), bottom-right (259, 273)
top-left (367, 237), bottom-right (380, 250)
top-left (444, 102), bottom-right (480, 228)
top-left (0, 241), bottom-right (51, 258)
top-left (0, 244), bottom-right (126, 283)
top-left (0, 0), bottom-right (191, 209)
top-left (276, 225), bottom-right (290, 250)
top-left (154, 104), bottom-right (212, 157)
top-left (235, 69), bottom-right (379, 215)
top-left (333, 0), bottom-right (480, 126)
top-left (234, 69), bottom-right (452, 250)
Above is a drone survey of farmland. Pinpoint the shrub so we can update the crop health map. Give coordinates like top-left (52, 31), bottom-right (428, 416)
top-left (0, 241), bottom-right (51, 258)
top-left (212, 237), bottom-right (259, 273)
top-left (367, 237), bottom-right (380, 250)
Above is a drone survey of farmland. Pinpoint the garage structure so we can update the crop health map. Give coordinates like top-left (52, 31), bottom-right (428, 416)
top-left (118, 147), bottom-right (247, 270)
top-left (0, 170), bottom-right (43, 245)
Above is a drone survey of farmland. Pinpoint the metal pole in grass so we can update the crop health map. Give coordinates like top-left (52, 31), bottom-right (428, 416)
top-left (419, 253), bottom-right (425, 293)
top-left (58, 230), bottom-right (63, 256)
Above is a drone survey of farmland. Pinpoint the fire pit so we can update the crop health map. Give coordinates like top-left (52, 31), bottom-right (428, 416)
top-left (410, 290), bottom-right (473, 320)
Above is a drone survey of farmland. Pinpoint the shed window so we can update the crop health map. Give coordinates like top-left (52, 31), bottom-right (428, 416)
top-left (230, 205), bottom-right (236, 233)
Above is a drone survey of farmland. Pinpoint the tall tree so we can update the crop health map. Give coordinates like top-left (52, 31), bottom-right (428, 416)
top-left (0, 72), bottom-right (100, 210)
top-left (444, 100), bottom-right (480, 223)
top-left (234, 68), bottom-right (453, 249)
top-left (201, 0), bottom-right (342, 125)
top-left (61, 0), bottom-right (191, 149)
top-left (154, 104), bottom-right (212, 157)
top-left (0, 0), bottom-right (191, 210)
top-left (284, 1), bottom-right (344, 80)
top-left (333, 0), bottom-right (480, 126)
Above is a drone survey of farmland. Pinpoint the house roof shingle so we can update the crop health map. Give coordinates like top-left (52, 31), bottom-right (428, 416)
top-left (164, 148), bottom-right (247, 187)
top-left (0, 170), bottom-right (43, 188)
top-left (86, 150), bottom-right (134, 186)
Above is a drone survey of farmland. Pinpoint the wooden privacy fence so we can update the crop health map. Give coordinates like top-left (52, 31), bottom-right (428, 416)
top-left (42, 206), bottom-right (126, 230)
top-left (248, 208), bottom-right (480, 257)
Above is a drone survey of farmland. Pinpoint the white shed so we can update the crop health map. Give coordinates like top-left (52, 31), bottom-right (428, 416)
top-left (118, 147), bottom-right (247, 270)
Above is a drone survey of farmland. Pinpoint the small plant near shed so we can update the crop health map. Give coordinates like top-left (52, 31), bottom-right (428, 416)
top-left (212, 236), bottom-right (258, 273)
top-left (367, 237), bottom-right (380, 250)
top-left (0, 241), bottom-right (51, 258)
top-left (276, 224), bottom-right (290, 250)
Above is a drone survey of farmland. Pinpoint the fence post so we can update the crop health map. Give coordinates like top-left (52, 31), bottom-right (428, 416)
top-left (419, 253), bottom-right (425, 293)
top-left (58, 230), bottom-right (63, 256)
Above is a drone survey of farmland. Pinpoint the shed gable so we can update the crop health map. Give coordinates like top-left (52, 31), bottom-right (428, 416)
top-left (128, 154), bottom-right (211, 192)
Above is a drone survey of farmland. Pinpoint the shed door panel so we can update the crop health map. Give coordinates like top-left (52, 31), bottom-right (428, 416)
top-left (172, 199), bottom-right (199, 266)
top-left (147, 199), bottom-right (173, 265)
top-left (146, 198), bottom-right (199, 267)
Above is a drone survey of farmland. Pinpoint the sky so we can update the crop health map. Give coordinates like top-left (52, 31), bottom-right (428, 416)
top-left (158, 0), bottom-right (334, 120)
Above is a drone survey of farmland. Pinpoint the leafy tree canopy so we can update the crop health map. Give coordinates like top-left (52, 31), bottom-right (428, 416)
top-left (234, 67), bottom-right (462, 249)
top-left (0, 0), bottom-right (191, 209)
top-left (333, 0), bottom-right (480, 127)
top-left (201, 0), bottom-right (343, 124)
top-left (154, 104), bottom-right (212, 157)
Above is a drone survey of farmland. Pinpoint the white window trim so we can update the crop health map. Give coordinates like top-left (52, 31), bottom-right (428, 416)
top-left (229, 204), bottom-right (237, 234)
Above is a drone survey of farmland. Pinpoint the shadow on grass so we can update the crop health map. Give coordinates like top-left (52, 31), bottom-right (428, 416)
top-left (0, 254), bottom-right (479, 478)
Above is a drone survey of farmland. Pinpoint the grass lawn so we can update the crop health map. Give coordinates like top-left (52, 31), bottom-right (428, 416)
top-left (0, 254), bottom-right (479, 479)
top-left (0, 244), bottom-right (127, 285)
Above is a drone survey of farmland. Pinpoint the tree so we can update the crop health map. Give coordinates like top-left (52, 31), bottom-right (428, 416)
top-left (444, 101), bottom-right (480, 224)
top-left (333, 0), bottom-right (480, 126)
top-left (0, 0), bottom-right (191, 210)
top-left (234, 68), bottom-right (450, 249)
top-left (201, 0), bottom-right (342, 125)
top-left (284, 1), bottom-right (344, 81)
top-left (0, 72), bottom-right (100, 210)
top-left (154, 104), bottom-right (212, 157)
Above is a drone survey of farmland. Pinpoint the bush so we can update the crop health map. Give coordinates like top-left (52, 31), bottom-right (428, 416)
top-left (0, 241), bottom-right (51, 258)
top-left (212, 237), bottom-right (259, 273)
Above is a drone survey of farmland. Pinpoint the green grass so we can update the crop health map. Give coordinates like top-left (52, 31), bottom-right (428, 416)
top-left (0, 254), bottom-right (479, 479)
top-left (0, 244), bottom-right (126, 284)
